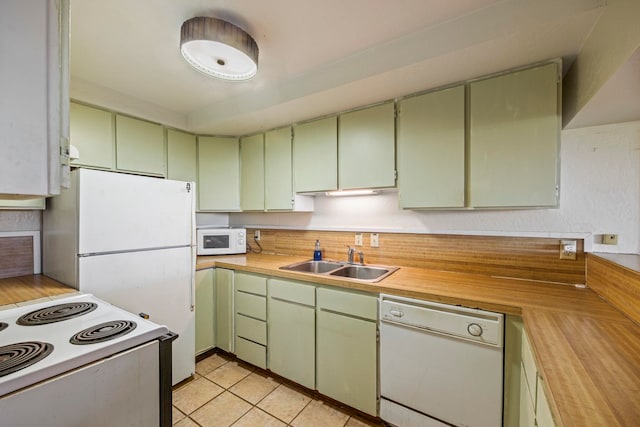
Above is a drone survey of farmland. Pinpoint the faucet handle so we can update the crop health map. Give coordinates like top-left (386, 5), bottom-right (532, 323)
top-left (357, 251), bottom-right (364, 265)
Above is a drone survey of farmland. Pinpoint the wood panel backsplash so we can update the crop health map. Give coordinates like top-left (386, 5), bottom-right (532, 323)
top-left (0, 236), bottom-right (34, 279)
top-left (586, 254), bottom-right (640, 324)
top-left (246, 229), bottom-right (586, 284)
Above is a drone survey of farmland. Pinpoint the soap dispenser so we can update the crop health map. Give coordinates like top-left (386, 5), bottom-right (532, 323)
top-left (314, 240), bottom-right (322, 261)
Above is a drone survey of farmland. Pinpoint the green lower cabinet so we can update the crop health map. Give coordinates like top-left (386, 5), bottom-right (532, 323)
top-left (316, 287), bottom-right (378, 416)
top-left (195, 268), bottom-right (215, 355)
top-left (215, 268), bottom-right (235, 353)
top-left (267, 278), bottom-right (315, 389)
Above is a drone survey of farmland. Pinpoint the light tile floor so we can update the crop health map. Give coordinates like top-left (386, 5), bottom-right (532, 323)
top-left (173, 353), bottom-right (384, 427)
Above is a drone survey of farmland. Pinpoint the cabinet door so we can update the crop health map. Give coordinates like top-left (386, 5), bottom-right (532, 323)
top-left (195, 268), bottom-right (215, 355)
top-left (397, 86), bottom-right (465, 208)
top-left (197, 136), bottom-right (240, 211)
top-left (469, 62), bottom-right (560, 207)
top-left (265, 127), bottom-right (293, 210)
top-left (115, 115), bottom-right (165, 176)
top-left (0, 0), bottom-right (68, 197)
top-left (167, 129), bottom-right (197, 183)
top-left (240, 134), bottom-right (265, 211)
top-left (293, 117), bottom-right (338, 192)
top-left (339, 102), bottom-right (396, 190)
top-left (214, 268), bottom-right (234, 353)
top-left (70, 103), bottom-right (114, 169)
top-left (519, 366), bottom-right (536, 427)
top-left (536, 378), bottom-right (556, 427)
top-left (268, 279), bottom-right (315, 389)
top-left (316, 309), bottom-right (377, 416)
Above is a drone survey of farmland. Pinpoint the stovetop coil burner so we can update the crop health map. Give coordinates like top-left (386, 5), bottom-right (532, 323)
top-left (16, 302), bottom-right (98, 326)
top-left (0, 342), bottom-right (54, 377)
top-left (0, 323), bottom-right (7, 332)
top-left (70, 320), bottom-right (137, 345)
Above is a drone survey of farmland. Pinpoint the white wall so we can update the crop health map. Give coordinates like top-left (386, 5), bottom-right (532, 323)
top-left (231, 120), bottom-right (640, 254)
top-left (0, 210), bottom-right (41, 232)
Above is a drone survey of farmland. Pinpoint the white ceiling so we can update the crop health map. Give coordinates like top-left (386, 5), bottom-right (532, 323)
top-left (70, 0), bottom-right (607, 136)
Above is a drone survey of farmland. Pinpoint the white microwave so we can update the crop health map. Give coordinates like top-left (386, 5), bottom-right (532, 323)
top-left (196, 227), bottom-right (246, 255)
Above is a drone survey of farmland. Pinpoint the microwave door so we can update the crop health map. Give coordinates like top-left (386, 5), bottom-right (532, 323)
top-left (204, 235), bottom-right (230, 250)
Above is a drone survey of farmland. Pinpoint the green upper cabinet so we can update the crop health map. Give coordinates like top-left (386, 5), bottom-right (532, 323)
top-left (0, 198), bottom-right (45, 210)
top-left (115, 114), bottom-right (165, 176)
top-left (265, 127), bottom-right (293, 210)
top-left (397, 86), bottom-right (465, 208)
top-left (197, 136), bottom-right (240, 211)
top-left (338, 102), bottom-right (396, 190)
top-left (469, 62), bottom-right (560, 208)
top-left (167, 129), bottom-right (197, 183)
top-left (293, 116), bottom-right (338, 193)
top-left (240, 133), bottom-right (265, 211)
top-left (69, 102), bottom-right (114, 170)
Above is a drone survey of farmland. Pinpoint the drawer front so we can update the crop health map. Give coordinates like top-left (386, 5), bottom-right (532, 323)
top-left (235, 272), bottom-right (267, 295)
top-left (317, 287), bottom-right (378, 320)
top-left (236, 314), bottom-right (267, 345)
top-left (269, 278), bottom-right (315, 306)
top-left (236, 337), bottom-right (266, 369)
top-left (521, 329), bottom-right (538, 404)
top-left (236, 291), bottom-right (267, 320)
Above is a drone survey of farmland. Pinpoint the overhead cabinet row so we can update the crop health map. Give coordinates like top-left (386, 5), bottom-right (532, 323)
top-left (64, 61), bottom-right (559, 212)
top-left (398, 61), bottom-right (560, 209)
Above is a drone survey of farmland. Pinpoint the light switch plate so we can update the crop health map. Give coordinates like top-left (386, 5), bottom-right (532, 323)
top-left (355, 233), bottom-right (363, 246)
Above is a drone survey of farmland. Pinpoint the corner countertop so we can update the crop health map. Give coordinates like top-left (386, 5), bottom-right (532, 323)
top-left (197, 253), bottom-right (640, 427)
top-left (0, 274), bottom-right (76, 307)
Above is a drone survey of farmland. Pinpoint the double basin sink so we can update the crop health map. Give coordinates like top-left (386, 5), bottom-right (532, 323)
top-left (280, 260), bottom-right (398, 283)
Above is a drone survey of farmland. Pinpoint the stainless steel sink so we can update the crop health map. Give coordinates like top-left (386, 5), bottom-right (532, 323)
top-left (280, 260), bottom-right (344, 274)
top-left (280, 260), bottom-right (398, 282)
top-left (328, 265), bottom-right (396, 281)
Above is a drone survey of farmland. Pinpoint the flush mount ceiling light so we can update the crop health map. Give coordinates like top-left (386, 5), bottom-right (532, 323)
top-left (180, 17), bottom-right (258, 81)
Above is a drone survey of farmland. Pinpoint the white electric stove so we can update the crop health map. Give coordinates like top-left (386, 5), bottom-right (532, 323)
top-left (0, 293), bottom-right (176, 427)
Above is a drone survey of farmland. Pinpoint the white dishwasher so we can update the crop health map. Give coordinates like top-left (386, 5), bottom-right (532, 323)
top-left (379, 294), bottom-right (504, 427)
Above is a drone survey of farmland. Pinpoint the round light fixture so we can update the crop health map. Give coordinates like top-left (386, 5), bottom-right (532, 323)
top-left (180, 17), bottom-right (258, 81)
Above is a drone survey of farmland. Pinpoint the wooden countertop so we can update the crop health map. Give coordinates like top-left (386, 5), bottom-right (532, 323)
top-left (0, 274), bottom-right (75, 307)
top-left (198, 253), bottom-right (640, 427)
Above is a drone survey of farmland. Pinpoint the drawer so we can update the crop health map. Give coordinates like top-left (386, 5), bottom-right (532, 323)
top-left (236, 313), bottom-right (267, 345)
top-left (236, 291), bottom-right (266, 320)
top-left (235, 336), bottom-right (266, 369)
top-left (521, 329), bottom-right (538, 405)
top-left (317, 287), bottom-right (378, 320)
top-left (235, 272), bottom-right (267, 295)
top-left (269, 278), bottom-right (315, 306)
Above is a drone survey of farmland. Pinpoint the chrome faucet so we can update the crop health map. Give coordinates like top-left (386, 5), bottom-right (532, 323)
top-left (358, 251), bottom-right (364, 265)
top-left (347, 246), bottom-right (355, 263)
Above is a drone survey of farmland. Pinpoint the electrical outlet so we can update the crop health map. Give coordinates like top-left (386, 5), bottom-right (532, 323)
top-left (355, 233), bottom-right (363, 246)
top-left (254, 230), bottom-right (260, 241)
top-left (602, 234), bottom-right (618, 245)
top-left (559, 239), bottom-right (577, 260)
top-left (370, 233), bottom-right (379, 248)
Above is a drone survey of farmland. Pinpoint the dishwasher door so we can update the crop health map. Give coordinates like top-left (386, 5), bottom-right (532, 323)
top-left (379, 295), bottom-right (504, 427)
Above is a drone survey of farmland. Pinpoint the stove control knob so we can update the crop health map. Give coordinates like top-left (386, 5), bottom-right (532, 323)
top-left (467, 323), bottom-right (483, 337)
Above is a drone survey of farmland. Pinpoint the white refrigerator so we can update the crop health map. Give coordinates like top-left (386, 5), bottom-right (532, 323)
top-left (43, 168), bottom-right (196, 385)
